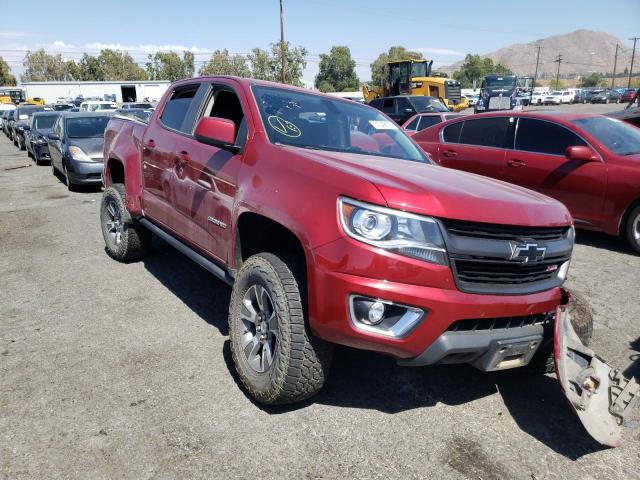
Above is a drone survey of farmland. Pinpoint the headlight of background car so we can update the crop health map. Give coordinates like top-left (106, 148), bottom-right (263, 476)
top-left (68, 146), bottom-right (92, 162)
top-left (36, 136), bottom-right (47, 144)
top-left (338, 197), bottom-right (448, 265)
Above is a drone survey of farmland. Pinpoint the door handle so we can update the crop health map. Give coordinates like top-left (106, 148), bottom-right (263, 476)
top-left (441, 150), bottom-right (457, 158)
top-left (507, 159), bottom-right (526, 168)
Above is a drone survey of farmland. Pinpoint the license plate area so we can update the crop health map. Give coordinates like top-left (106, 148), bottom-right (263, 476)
top-left (473, 335), bottom-right (542, 371)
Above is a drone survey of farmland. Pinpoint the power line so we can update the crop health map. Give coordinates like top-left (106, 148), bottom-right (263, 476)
top-left (612, 44), bottom-right (619, 88)
top-left (554, 53), bottom-right (563, 88)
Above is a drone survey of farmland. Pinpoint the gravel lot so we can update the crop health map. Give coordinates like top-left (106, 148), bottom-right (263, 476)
top-left (1, 102), bottom-right (639, 480)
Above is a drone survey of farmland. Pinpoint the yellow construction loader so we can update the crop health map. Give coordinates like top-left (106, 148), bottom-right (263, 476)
top-left (362, 60), bottom-right (468, 112)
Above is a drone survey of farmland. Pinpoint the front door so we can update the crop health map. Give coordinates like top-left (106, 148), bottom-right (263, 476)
top-left (506, 117), bottom-right (607, 227)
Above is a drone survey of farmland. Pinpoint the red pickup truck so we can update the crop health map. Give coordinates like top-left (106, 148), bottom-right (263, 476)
top-left (101, 77), bottom-right (580, 407)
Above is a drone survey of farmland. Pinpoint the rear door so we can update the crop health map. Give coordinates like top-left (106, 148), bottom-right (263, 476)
top-left (170, 82), bottom-right (246, 262)
top-left (505, 117), bottom-right (607, 227)
top-left (436, 116), bottom-right (513, 179)
top-left (141, 83), bottom-right (201, 234)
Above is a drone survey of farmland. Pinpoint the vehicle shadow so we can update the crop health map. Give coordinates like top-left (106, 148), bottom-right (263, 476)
top-left (139, 238), bottom-right (604, 460)
top-left (141, 238), bottom-right (231, 335)
top-left (625, 337), bottom-right (640, 379)
top-left (575, 229), bottom-right (634, 255)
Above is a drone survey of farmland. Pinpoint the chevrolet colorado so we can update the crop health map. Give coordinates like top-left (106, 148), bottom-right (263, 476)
top-left (100, 77), bottom-right (639, 445)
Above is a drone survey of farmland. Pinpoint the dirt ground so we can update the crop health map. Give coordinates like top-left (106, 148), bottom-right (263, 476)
top-left (1, 103), bottom-right (639, 479)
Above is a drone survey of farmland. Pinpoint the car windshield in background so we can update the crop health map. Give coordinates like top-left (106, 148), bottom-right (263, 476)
top-left (52, 104), bottom-right (73, 111)
top-left (252, 86), bottom-right (428, 163)
top-left (573, 117), bottom-right (640, 156)
top-left (34, 115), bottom-right (57, 129)
top-left (411, 97), bottom-right (449, 113)
top-left (484, 77), bottom-right (517, 88)
top-left (129, 103), bottom-right (153, 109)
top-left (66, 116), bottom-right (111, 138)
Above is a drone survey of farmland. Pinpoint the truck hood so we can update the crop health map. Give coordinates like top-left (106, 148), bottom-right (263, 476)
top-left (291, 148), bottom-right (572, 227)
top-left (68, 137), bottom-right (104, 159)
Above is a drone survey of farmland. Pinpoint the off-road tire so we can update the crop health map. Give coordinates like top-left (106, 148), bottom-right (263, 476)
top-left (229, 252), bottom-right (332, 405)
top-left (625, 205), bottom-right (640, 254)
top-left (100, 184), bottom-right (151, 262)
top-left (527, 290), bottom-right (594, 374)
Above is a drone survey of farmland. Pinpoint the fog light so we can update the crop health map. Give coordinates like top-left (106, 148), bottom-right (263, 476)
top-left (368, 301), bottom-right (385, 325)
top-left (349, 295), bottom-right (426, 338)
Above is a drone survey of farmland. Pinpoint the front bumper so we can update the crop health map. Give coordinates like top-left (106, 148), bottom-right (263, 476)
top-left (308, 237), bottom-right (563, 360)
top-left (66, 158), bottom-right (104, 184)
top-left (33, 142), bottom-right (50, 160)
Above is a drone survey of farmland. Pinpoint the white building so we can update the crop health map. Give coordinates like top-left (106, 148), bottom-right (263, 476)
top-left (20, 80), bottom-right (171, 104)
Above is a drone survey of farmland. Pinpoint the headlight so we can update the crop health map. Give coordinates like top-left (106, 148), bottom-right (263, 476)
top-left (68, 146), bottom-right (92, 162)
top-left (338, 197), bottom-right (448, 265)
top-left (36, 136), bottom-right (47, 144)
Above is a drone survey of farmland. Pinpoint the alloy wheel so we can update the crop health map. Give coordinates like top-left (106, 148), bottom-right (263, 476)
top-left (633, 215), bottom-right (640, 243)
top-left (105, 199), bottom-right (124, 245)
top-left (239, 284), bottom-right (278, 373)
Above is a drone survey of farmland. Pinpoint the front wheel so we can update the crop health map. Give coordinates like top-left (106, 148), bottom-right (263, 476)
top-left (229, 252), bottom-right (332, 405)
top-left (100, 184), bottom-right (151, 261)
top-left (625, 205), bottom-right (640, 254)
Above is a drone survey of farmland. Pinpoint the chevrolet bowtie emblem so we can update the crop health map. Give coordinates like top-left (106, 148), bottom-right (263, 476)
top-left (509, 242), bottom-right (546, 263)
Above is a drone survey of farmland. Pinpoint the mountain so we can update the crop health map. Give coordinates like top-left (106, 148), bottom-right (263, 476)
top-left (439, 30), bottom-right (635, 79)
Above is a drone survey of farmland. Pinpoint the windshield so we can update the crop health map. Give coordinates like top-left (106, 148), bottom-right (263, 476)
top-left (34, 115), bottom-right (57, 129)
top-left (573, 117), bottom-right (640, 156)
top-left (252, 86), bottom-right (428, 163)
top-left (66, 116), bottom-right (111, 138)
top-left (411, 62), bottom-right (429, 78)
top-left (410, 97), bottom-right (449, 113)
top-left (52, 104), bottom-right (73, 111)
top-left (484, 76), bottom-right (517, 89)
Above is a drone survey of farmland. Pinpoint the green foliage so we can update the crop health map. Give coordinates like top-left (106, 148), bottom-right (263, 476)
top-left (579, 73), bottom-right (603, 88)
top-left (452, 54), bottom-right (513, 88)
top-left (315, 46), bottom-right (359, 92)
top-left (146, 51), bottom-right (195, 81)
top-left (0, 56), bottom-right (16, 85)
top-left (21, 49), bottom-right (73, 81)
top-left (97, 49), bottom-right (147, 81)
top-left (551, 78), bottom-right (566, 90)
top-left (199, 49), bottom-right (251, 77)
top-left (247, 41), bottom-right (308, 86)
top-left (370, 46), bottom-right (424, 86)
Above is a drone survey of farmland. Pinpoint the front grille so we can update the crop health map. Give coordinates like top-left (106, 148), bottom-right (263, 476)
top-left (445, 82), bottom-right (461, 102)
top-left (454, 256), bottom-right (566, 285)
top-left (441, 219), bottom-right (572, 295)
top-left (442, 219), bottom-right (569, 242)
top-left (488, 96), bottom-right (511, 110)
top-left (447, 312), bottom-right (554, 332)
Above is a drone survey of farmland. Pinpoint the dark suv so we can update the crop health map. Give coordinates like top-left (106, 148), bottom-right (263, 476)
top-left (12, 105), bottom-right (46, 150)
top-left (368, 95), bottom-right (449, 125)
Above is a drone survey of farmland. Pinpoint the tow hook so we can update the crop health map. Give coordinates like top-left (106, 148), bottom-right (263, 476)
top-left (554, 305), bottom-right (639, 447)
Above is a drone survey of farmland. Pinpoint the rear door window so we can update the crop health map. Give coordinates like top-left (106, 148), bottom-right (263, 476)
top-left (382, 98), bottom-right (395, 114)
top-left (515, 118), bottom-right (586, 156)
top-left (442, 121), bottom-right (463, 143)
top-left (405, 117), bottom-right (420, 131)
top-left (417, 116), bottom-right (441, 131)
top-left (459, 117), bottom-right (512, 148)
top-left (160, 85), bottom-right (199, 132)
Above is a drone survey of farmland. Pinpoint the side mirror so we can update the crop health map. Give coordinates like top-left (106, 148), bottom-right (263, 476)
top-left (47, 133), bottom-right (60, 141)
top-left (565, 145), bottom-right (598, 162)
top-left (194, 116), bottom-right (239, 153)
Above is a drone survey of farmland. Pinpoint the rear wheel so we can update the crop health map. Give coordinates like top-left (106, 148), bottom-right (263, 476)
top-left (624, 205), bottom-right (640, 254)
top-left (100, 184), bottom-right (151, 261)
top-left (229, 252), bottom-right (332, 405)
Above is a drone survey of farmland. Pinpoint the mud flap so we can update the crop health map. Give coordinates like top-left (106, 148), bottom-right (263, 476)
top-left (554, 306), bottom-right (639, 447)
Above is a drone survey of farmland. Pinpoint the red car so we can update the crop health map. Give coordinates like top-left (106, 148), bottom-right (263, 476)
top-left (412, 111), bottom-right (640, 252)
top-left (101, 77), bottom-right (575, 406)
top-left (620, 88), bottom-right (639, 103)
top-left (401, 112), bottom-right (467, 135)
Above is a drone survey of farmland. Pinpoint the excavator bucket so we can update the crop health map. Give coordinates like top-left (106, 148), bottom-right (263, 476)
top-left (554, 305), bottom-right (639, 447)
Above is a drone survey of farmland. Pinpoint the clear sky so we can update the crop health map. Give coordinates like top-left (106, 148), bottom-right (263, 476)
top-left (1, 0), bottom-right (638, 83)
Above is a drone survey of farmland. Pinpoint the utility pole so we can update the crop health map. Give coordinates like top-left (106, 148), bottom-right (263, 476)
top-left (629, 37), bottom-right (639, 88)
top-left (530, 44), bottom-right (541, 104)
top-left (611, 44), bottom-right (619, 89)
top-left (554, 54), bottom-right (563, 89)
top-left (279, 0), bottom-right (286, 84)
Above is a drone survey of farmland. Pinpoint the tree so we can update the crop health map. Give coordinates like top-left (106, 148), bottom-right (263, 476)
top-left (97, 49), bottom-right (147, 81)
top-left (579, 73), bottom-right (603, 87)
top-left (551, 78), bottom-right (566, 90)
top-left (21, 49), bottom-right (71, 81)
top-left (247, 41), bottom-right (307, 86)
top-left (198, 49), bottom-right (250, 77)
top-left (0, 56), bottom-right (16, 85)
top-left (315, 46), bottom-right (359, 92)
top-left (78, 53), bottom-right (105, 81)
top-left (370, 46), bottom-right (424, 86)
top-left (146, 51), bottom-right (194, 81)
top-left (452, 54), bottom-right (513, 88)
